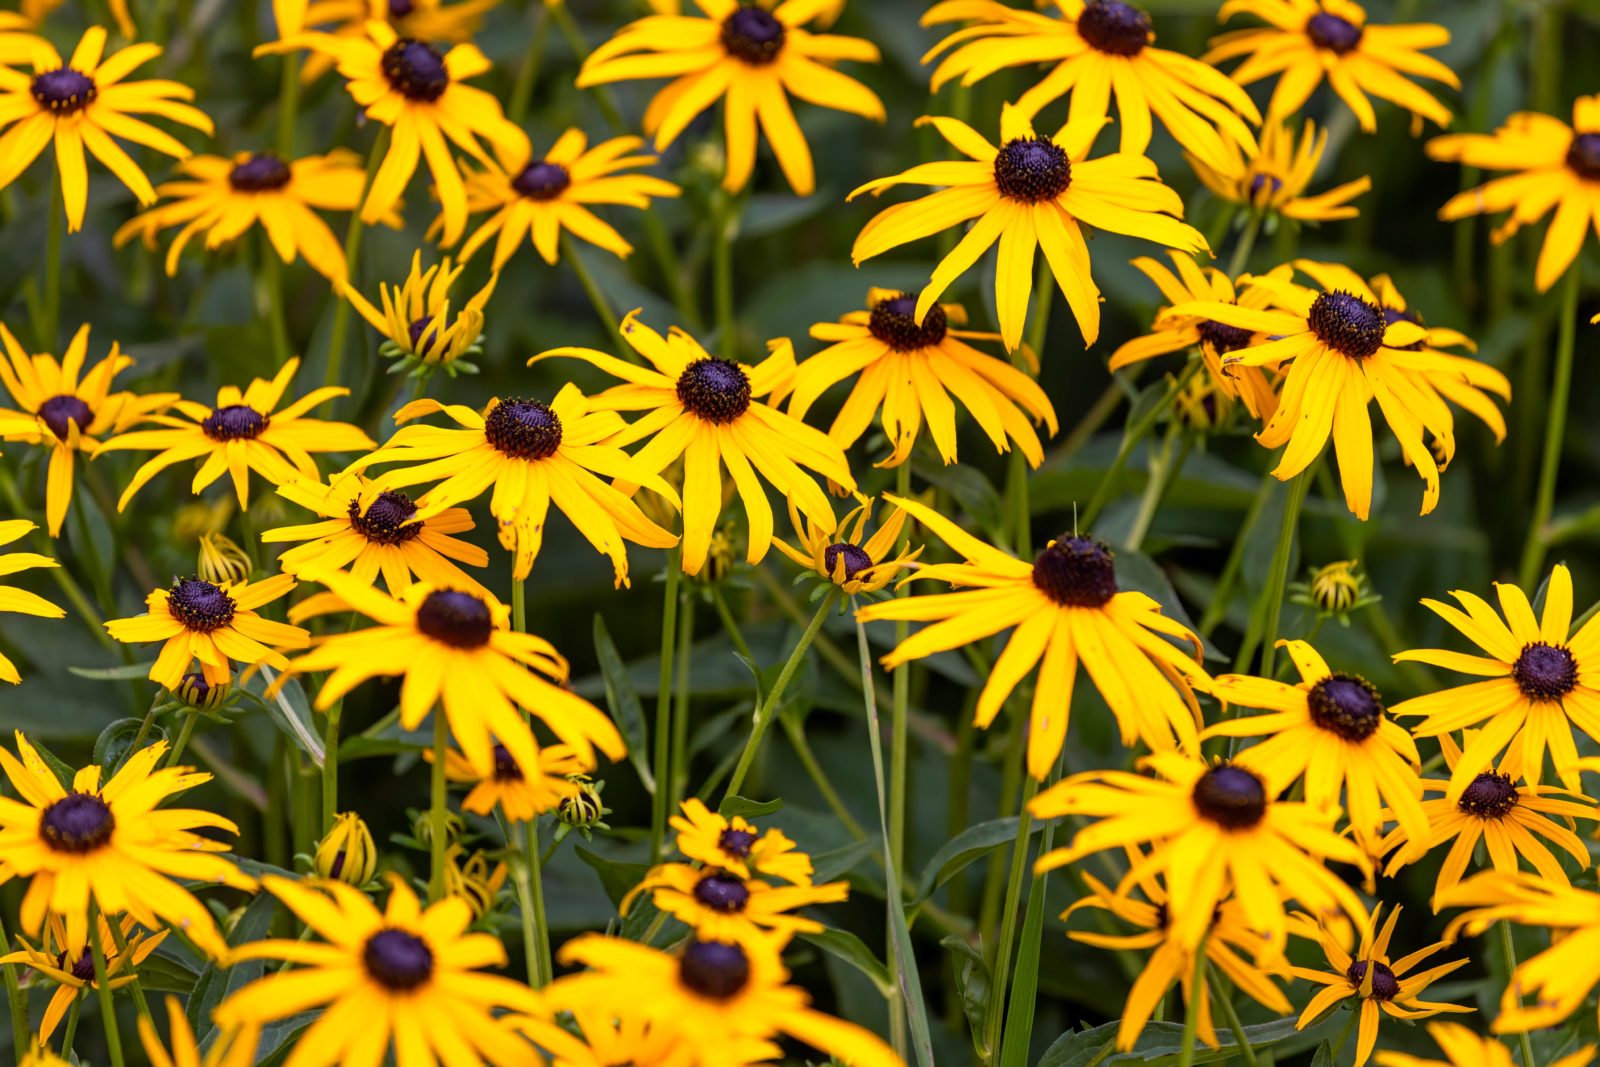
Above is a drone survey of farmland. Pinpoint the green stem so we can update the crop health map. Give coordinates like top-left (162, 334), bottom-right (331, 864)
top-left (325, 125), bottom-right (391, 389)
top-left (889, 464), bottom-right (913, 1054)
top-left (1500, 922), bottom-right (1537, 1067)
top-left (1198, 473), bottom-right (1273, 639)
top-left (1177, 941), bottom-right (1209, 1067)
top-left (164, 712), bottom-right (199, 767)
top-left (551, 5), bottom-right (626, 130)
top-left (88, 904), bottom-right (126, 1067)
top-left (1330, 1007), bottom-right (1360, 1058)
top-left (1126, 424), bottom-right (1188, 552)
top-left (0, 911), bottom-right (29, 1065)
top-left (779, 714), bottom-right (869, 842)
top-left (506, 5), bottom-right (550, 127)
top-left (1240, 466), bottom-right (1311, 679)
top-left (263, 237), bottom-right (292, 369)
top-left (512, 575), bottom-right (526, 635)
top-left (1080, 361), bottom-right (1201, 530)
top-left (644, 211), bottom-right (701, 329)
top-left (61, 991), bottom-right (83, 1059)
top-left (1209, 971), bottom-right (1259, 1067)
top-left (320, 700), bottom-right (342, 834)
top-left (563, 236), bottom-right (628, 359)
top-left (275, 52), bottom-right (300, 158)
top-left (712, 191), bottom-right (739, 358)
top-left (709, 584), bottom-right (754, 664)
top-left (670, 593), bottom-right (696, 813)
top-left (1520, 263), bottom-right (1581, 587)
top-left (41, 168), bottom-right (62, 353)
top-left (984, 776), bottom-right (1039, 1062)
top-left (428, 709), bottom-right (448, 902)
top-left (978, 696), bottom-right (1027, 953)
top-left (649, 548), bottom-right (682, 860)
top-left (106, 921), bottom-right (151, 1021)
top-left (518, 817), bottom-right (552, 987)
top-left (1226, 210), bottom-right (1263, 278)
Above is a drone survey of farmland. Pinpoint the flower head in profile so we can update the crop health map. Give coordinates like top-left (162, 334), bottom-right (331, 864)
top-left (214, 875), bottom-right (541, 1064)
top-left (578, 0), bottom-right (884, 195)
top-left (671, 799), bottom-right (814, 885)
top-left (0, 522), bottom-right (64, 684)
top-left (98, 356), bottom-right (375, 511)
top-left (533, 313), bottom-right (855, 578)
top-left (138, 996), bottom-right (258, 1067)
top-left (857, 495), bottom-right (1208, 779)
top-left (313, 810), bottom-right (378, 886)
top-left (273, 0), bottom-right (499, 80)
top-left (923, 0), bottom-right (1262, 172)
top-left (1205, 0), bottom-right (1457, 131)
top-left (344, 252), bottom-right (493, 376)
top-left (621, 861), bottom-right (848, 941)
top-left (0, 734), bottom-right (254, 957)
top-left (773, 494), bottom-right (920, 597)
top-left (0, 913), bottom-right (166, 1044)
top-left (1291, 905), bottom-right (1470, 1067)
top-left (438, 742), bottom-right (586, 823)
top-left (106, 574), bottom-right (307, 691)
top-left (790, 288), bottom-right (1058, 468)
top-left (455, 129), bottom-right (680, 270)
top-left (850, 106), bottom-right (1208, 350)
top-left (0, 26), bottom-right (213, 231)
top-left (1376, 1022), bottom-right (1594, 1067)
top-left (1190, 117), bottom-right (1370, 223)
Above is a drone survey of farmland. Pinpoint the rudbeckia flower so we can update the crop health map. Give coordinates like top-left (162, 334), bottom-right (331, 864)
top-left (645, 0), bottom-right (843, 21)
top-left (455, 129), bottom-right (681, 269)
top-left (577, 0), bottom-right (884, 195)
top-left (0, 323), bottom-right (175, 537)
top-left (1376, 1022), bottom-right (1596, 1067)
top-left (0, 913), bottom-right (166, 1044)
top-left (1190, 117), bottom-right (1370, 223)
top-left (922, 0), bottom-right (1261, 172)
top-left (512, 1010), bottom-right (745, 1067)
top-left (856, 495), bottom-right (1208, 779)
top-left (1291, 905), bottom-right (1470, 1067)
top-left (344, 252), bottom-right (493, 375)
top-left (138, 996), bottom-right (258, 1067)
top-left (282, 573), bottom-right (625, 777)
top-left (850, 106), bottom-right (1208, 350)
top-left (1205, 0), bottom-right (1457, 131)
top-left (259, 20), bottom-right (526, 244)
top-left (273, 0), bottom-right (498, 77)
top-left (437, 742), bottom-right (585, 823)
top-left (772, 493), bottom-right (920, 596)
top-left (347, 386), bottom-right (679, 586)
top-left (0, 733), bottom-right (254, 956)
top-left (0, 26), bottom-right (213, 232)
top-left (621, 862), bottom-right (848, 940)
top-left (790, 288), bottom-right (1058, 468)
top-left (0, 523), bottom-right (65, 684)
top-left (312, 810), bottom-right (377, 886)
top-left (1429, 95), bottom-right (1600, 293)
top-left (1205, 638), bottom-right (1429, 863)
top-left (1030, 752), bottom-right (1372, 957)
top-left (1160, 260), bottom-right (1505, 519)
top-left (533, 313), bottom-right (855, 578)
top-left (1391, 564), bottom-right (1600, 802)
top-left (671, 799), bottom-right (814, 884)
top-left (98, 356), bottom-right (376, 511)
top-left (214, 874), bottom-right (542, 1065)
top-left (546, 931), bottom-right (900, 1067)
top-left (104, 574), bottom-right (309, 690)
top-left (113, 150), bottom-right (380, 282)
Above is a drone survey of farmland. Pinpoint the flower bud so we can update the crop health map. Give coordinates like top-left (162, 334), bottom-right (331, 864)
top-left (314, 812), bottom-right (377, 886)
top-left (176, 671), bottom-right (230, 710)
top-left (557, 774), bottom-right (607, 830)
top-left (197, 532), bottom-right (252, 585)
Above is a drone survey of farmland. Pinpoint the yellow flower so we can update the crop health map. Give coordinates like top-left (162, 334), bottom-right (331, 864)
top-left (1190, 116), bottom-right (1370, 222)
top-left (790, 288), bottom-right (1058, 468)
top-left (437, 742), bottom-right (586, 823)
top-left (0, 26), bottom-right (213, 231)
top-left (850, 105), bottom-right (1208, 350)
top-left (1376, 1022), bottom-right (1595, 1067)
top-left (622, 862), bottom-right (848, 941)
top-left (772, 494), bottom-right (919, 596)
top-left (456, 129), bottom-right (681, 270)
top-left (196, 531), bottom-right (252, 586)
top-left (670, 798), bottom-right (813, 885)
top-left (104, 574), bottom-right (309, 691)
top-left (259, 19), bottom-right (526, 244)
top-left (0, 522), bottom-right (64, 683)
top-left (273, 0), bottom-right (499, 79)
top-left (1300, 559), bottom-right (1365, 616)
top-left (114, 150), bottom-right (379, 282)
top-left (442, 844), bottom-right (507, 920)
top-left (0, 12), bottom-right (49, 63)
top-left (511, 1009), bottom-right (724, 1067)
top-left (857, 495), bottom-right (1208, 780)
top-left (0, 734), bottom-right (254, 957)
top-left (0, 912), bottom-right (166, 1044)
top-left (343, 252), bottom-right (494, 374)
top-left (138, 996), bottom-right (258, 1067)
top-left (1429, 95), bottom-right (1600, 292)
top-left (313, 811), bottom-right (378, 885)
top-left (923, 0), bottom-right (1261, 172)
top-left (578, 0), bottom-right (883, 195)
top-left (1205, 0), bottom-right (1457, 131)
top-left (533, 312), bottom-right (855, 578)
top-left (644, 0), bottom-right (843, 21)
top-left (214, 874), bottom-right (542, 1063)
top-left (98, 356), bottom-right (376, 511)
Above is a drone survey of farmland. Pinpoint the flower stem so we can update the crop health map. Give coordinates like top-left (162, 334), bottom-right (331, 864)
top-left (1242, 465), bottom-right (1312, 679)
top-left (1226, 210), bottom-right (1263, 278)
top-left (512, 575), bottom-right (526, 634)
top-left (106, 922), bottom-right (151, 1021)
top-left (779, 713), bottom-right (869, 842)
top-left (1330, 1006), bottom-right (1360, 1058)
top-left (1209, 970), bottom-right (1258, 1067)
top-left (428, 708), bottom-right (448, 902)
top-left (712, 191), bottom-right (739, 359)
top-left (1126, 423), bottom-right (1188, 552)
top-left (513, 817), bottom-right (552, 987)
top-left (0, 911), bottom-right (29, 1060)
top-left (1080, 360), bottom-right (1201, 530)
top-left (1500, 922), bottom-right (1537, 1067)
top-left (275, 52), bottom-right (300, 157)
top-left (984, 775), bottom-right (1038, 1061)
top-left (1520, 262), bottom-right (1581, 587)
top-left (61, 991), bottom-right (83, 1059)
top-left (1177, 941), bottom-right (1210, 1067)
top-left (88, 904), bottom-right (127, 1067)
top-left (562, 235), bottom-right (628, 359)
top-left (1197, 473), bottom-right (1273, 639)
top-left (325, 125), bottom-right (391, 390)
top-left (670, 592), bottom-right (696, 814)
top-left (263, 237), bottom-right (292, 369)
top-left (649, 547), bottom-right (682, 860)
top-left (164, 711), bottom-right (199, 768)
top-left (41, 167), bottom-right (62, 352)
top-left (320, 700), bottom-right (342, 834)
top-left (506, 5), bottom-right (551, 127)
top-left (889, 463), bottom-right (913, 1052)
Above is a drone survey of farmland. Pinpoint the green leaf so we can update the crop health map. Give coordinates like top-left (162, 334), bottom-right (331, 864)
top-left (1036, 1016), bottom-right (1306, 1066)
top-left (811, 839), bottom-right (875, 884)
top-left (911, 817), bottom-right (1037, 904)
top-left (93, 717), bottom-right (162, 772)
top-left (68, 662), bottom-right (159, 680)
top-left (719, 795), bottom-right (782, 820)
top-left (594, 613), bottom-right (654, 793)
top-left (797, 926), bottom-right (893, 996)
top-left (243, 665), bottom-right (325, 767)
top-left (187, 890), bottom-right (281, 1046)
top-left (941, 935), bottom-right (991, 1062)
top-left (1310, 1041), bottom-right (1334, 1067)
top-left (574, 846), bottom-right (652, 912)
top-left (997, 863), bottom-right (1051, 1067)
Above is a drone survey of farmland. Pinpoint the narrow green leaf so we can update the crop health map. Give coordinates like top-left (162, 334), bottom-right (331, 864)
top-left (798, 926), bottom-right (893, 996)
top-left (911, 817), bottom-right (1038, 904)
top-left (996, 864), bottom-right (1050, 1067)
top-left (68, 661), bottom-right (159, 680)
top-left (244, 665), bottom-right (324, 767)
top-left (941, 935), bottom-right (992, 1061)
top-left (593, 613), bottom-right (655, 793)
top-left (718, 795), bottom-right (782, 820)
top-left (187, 891), bottom-right (281, 1045)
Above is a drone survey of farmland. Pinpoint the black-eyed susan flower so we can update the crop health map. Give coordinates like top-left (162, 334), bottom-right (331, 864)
top-left (546, 931), bottom-right (900, 1067)
top-left (274, 0), bottom-right (499, 79)
top-left (1376, 1022), bottom-right (1595, 1067)
top-left (343, 252), bottom-right (493, 376)
top-left (578, 0), bottom-right (883, 196)
top-left (1429, 95), bottom-right (1600, 293)
top-left (0, 322), bottom-right (178, 536)
top-left (923, 0), bottom-right (1261, 172)
top-left (557, 774), bottom-right (608, 835)
top-left (313, 811), bottom-right (378, 886)
top-left (622, 862), bottom-right (848, 941)
top-left (138, 995), bottom-right (258, 1067)
top-left (1392, 564), bottom-right (1600, 802)
top-left (0, 912), bottom-right (166, 1044)
top-left (1160, 260), bottom-right (1504, 519)
top-left (0, 734), bottom-right (253, 957)
top-left (670, 799), bottom-right (813, 885)
top-left (98, 356), bottom-right (376, 511)
top-left (512, 1009), bottom-right (729, 1067)
top-left (1031, 752), bottom-right (1371, 957)
top-left (455, 129), bottom-right (681, 270)
top-left (283, 573), bottom-right (625, 778)
top-left (113, 150), bottom-right (379, 282)
top-left (441, 844), bottom-right (507, 921)
top-left (214, 874), bottom-right (541, 1063)
top-left (644, 0), bottom-right (843, 19)
top-left (197, 531), bottom-right (253, 586)
top-left (1206, 638), bottom-right (1428, 863)
top-left (259, 20), bottom-right (526, 245)
top-left (1292, 905), bottom-right (1470, 1067)
top-left (0, 27), bottom-right (213, 231)
top-left (850, 106), bottom-right (1208, 350)
top-left (348, 387), bottom-right (679, 586)
top-left (438, 742), bottom-right (585, 823)
top-left (1065, 868), bottom-right (1290, 1051)
top-left (105, 574), bottom-right (308, 691)
top-left (0, 522), bottom-right (65, 685)
top-left (856, 495), bottom-right (1208, 780)
top-left (534, 313), bottom-right (855, 578)
top-left (790, 288), bottom-right (1058, 467)
top-left (1205, 0), bottom-right (1457, 131)
top-left (772, 494), bottom-right (919, 597)
top-left (1291, 559), bottom-right (1377, 622)
top-left (1378, 731), bottom-right (1597, 902)
top-left (1190, 117), bottom-right (1370, 223)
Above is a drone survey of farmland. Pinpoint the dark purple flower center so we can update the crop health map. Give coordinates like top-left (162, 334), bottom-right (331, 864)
top-left (1306, 12), bottom-right (1363, 54)
top-left (678, 940), bottom-right (751, 999)
top-left (349, 490), bottom-right (423, 545)
top-left (202, 404), bottom-right (269, 441)
top-left (692, 871), bottom-right (751, 913)
top-left (1248, 174), bottom-right (1284, 200)
top-left (381, 39), bottom-right (449, 102)
top-left (1197, 319), bottom-right (1254, 356)
top-left (1077, 0), bottom-right (1151, 56)
top-left (37, 394), bottom-right (92, 442)
top-left (484, 397), bottom-right (563, 460)
top-left (823, 543), bottom-right (874, 582)
top-left (362, 928), bottom-right (434, 990)
top-left (491, 744), bottom-right (522, 781)
top-left (1458, 772), bottom-right (1518, 818)
top-left (58, 948), bottom-right (97, 982)
top-left (31, 68), bottom-right (96, 113)
top-left (39, 793), bottom-right (116, 853)
top-left (1307, 673), bottom-right (1384, 742)
top-left (868, 294), bottom-right (947, 351)
top-left (168, 578), bottom-right (237, 633)
top-left (719, 827), bottom-right (757, 857)
top-left (404, 316), bottom-right (441, 358)
top-left (1032, 536), bottom-right (1117, 608)
top-left (1381, 307), bottom-right (1426, 351)
top-left (994, 137), bottom-right (1072, 203)
top-left (178, 671), bottom-right (218, 707)
top-left (1346, 959), bottom-right (1400, 1001)
top-left (512, 160), bottom-right (571, 201)
top-left (1308, 290), bottom-right (1386, 359)
top-left (228, 153), bottom-right (292, 192)
top-left (415, 589), bottom-right (494, 648)
top-left (677, 358), bottom-right (752, 424)
top-left (388, 0), bottom-right (415, 17)
top-left (1568, 134), bottom-right (1600, 180)
top-left (1512, 642), bottom-right (1578, 700)
top-left (721, 7), bottom-right (785, 65)
top-left (1192, 765), bottom-right (1267, 830)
